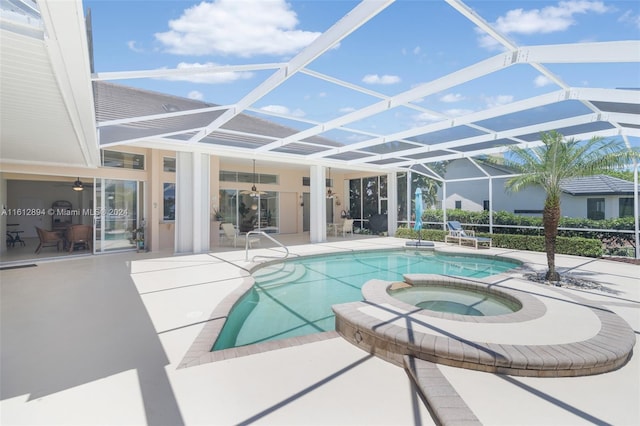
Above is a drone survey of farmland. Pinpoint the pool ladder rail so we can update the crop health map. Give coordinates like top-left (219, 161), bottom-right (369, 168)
top-left (244, 230), bottom-right (289, 262)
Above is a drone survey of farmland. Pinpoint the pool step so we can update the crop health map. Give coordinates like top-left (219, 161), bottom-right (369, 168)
top-left (253, 263), bottom-right (306, 288)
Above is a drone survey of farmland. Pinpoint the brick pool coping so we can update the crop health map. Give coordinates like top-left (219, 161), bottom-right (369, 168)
top-left (333, 274), bottom-right (635, 377)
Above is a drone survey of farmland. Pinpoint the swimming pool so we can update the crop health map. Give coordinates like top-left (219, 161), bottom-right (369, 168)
top-left (213, 250), bottom-right (519, 350)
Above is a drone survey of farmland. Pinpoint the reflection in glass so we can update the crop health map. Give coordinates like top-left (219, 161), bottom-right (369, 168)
top-left (219, 189), bottom-right (279, 233)
top-left (95, 179), bottom-right (140, 252)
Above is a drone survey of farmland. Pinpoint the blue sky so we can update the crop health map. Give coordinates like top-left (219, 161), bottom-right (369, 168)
top-left (85, 0), bottom-right (640, 145)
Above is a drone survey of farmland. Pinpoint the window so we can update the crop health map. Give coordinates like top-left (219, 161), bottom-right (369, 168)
top-left (455, 200), bottom-right (462, 209)
top-left (348, 175), bottom-right (388, 231)
top-left (163, 183), bottom-right (175, 221)
top-left (483, 200), bottom-right (490, 211)
top-left (218, 189), bottom-right (279, 233)
top-left (101, 150), bottom-right (144, 170)
top-left (587, 198), bottom-right (605, 220)
top-left (163, 157), bottom-right (176, 172)
top-left (302, 177), bottom-right (332, 187)
top-left (220, 170), bottom-right (278, 184)
top-left (619, 198), bottom-right (634, 218)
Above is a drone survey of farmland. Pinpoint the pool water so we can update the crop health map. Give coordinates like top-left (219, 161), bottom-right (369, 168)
top-left (213, 250), bottom-right (518, 350)
top-left (389, 286), bottom-right (520, 316)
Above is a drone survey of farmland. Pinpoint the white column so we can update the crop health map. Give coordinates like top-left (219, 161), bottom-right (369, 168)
top-left (634, 160), bottom-right (639, 259)
top-left (442, 181), bottom-right (448, 230)
top-left (309, 165), bottom-right (326, 243)
top-left (406, 171), bottom-right (412, 227)
top-left (175, 152), bottom-right (210, 254)
top-left (0, 174), bottom-right (6, 255)
top-left (489, 177), bottom-right (494, 233)
top-left (387, 172), bottom-right (398, 236)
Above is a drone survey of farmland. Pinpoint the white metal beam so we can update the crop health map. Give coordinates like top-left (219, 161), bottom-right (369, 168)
top-left (92, 63), bottom-right (284, 81)
top-left (187, 0), bottom-right (395, 144)
top-left (261, 51), bottom-right (515, 152)
top-left (39, 0), bottom-right (100, 167)
top-left (521, 41), bottom-right (640, 64)
top-left (312, 89), bottom-right (568, 159)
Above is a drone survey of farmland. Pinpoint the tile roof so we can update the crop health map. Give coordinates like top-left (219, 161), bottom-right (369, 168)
top-left (560, 175), bottom-right (637, 196)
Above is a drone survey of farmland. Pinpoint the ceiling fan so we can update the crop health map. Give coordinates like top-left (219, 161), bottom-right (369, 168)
top-left (240, 160), bottom-right (266, 198)
top-left (53, 177), bottom-right (94, 191)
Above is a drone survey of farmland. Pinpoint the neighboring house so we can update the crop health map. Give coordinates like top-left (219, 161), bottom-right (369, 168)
top-left (558, 175), bottom-right (637, 220)
top-left (439, 159), bottom-right (638, 219)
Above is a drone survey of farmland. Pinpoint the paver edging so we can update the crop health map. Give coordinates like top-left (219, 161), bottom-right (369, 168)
top-left (333, 275), bottom-right (635, 377)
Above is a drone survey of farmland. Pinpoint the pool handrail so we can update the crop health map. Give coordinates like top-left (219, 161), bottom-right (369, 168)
top-left (245, 230), bottom-right (289, 262)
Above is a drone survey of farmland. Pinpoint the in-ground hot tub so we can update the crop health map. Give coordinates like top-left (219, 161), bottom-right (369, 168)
top-left (388, 281), bottom-right (521, 316)
top-left (332, 274), bottom-right (635, 377)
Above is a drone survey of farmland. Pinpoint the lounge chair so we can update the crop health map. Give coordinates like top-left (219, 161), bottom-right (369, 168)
top-left (444, 221), bottom-right (491, 249)
top-left (221, 223), bottom-right (260, 248)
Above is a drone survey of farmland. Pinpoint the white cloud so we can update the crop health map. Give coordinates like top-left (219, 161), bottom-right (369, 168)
top-left (188, 90), bottom-right (204, 100)
top-left (260, 105), bottom-right (306, 117)
top-left (127, 40), bottom-right (144, 53)
top-left (155, 0), bottom-right (321, 57)
top-left (318, 92), bottom-right (327, 98)
top-left (157, 62), bottom-right (253, 84)
top-left (478, 1), bottom-right (610, 50)
top-left (346, 133), bottom-right (369, 142)
top-left (534, 75), bottom-right (552, 87)
top-left (413, 112), bottom-right (441, 125)
top-left (362, 74), bottom-right (401, 85)
top-left (619, 10), bottom-right (640, 29)
top-left (444, 108), bottom-right (474, 117)
top-left (440, 93), bottom-right (465, 103)
top-left (485, 95), bottom-right (514, 108)
top-left (339, 107), bottom-right (356, 113)
top-left (413, 46), bottom-right (421, 55)
top-left (494, 1), bottom-right (609, 35)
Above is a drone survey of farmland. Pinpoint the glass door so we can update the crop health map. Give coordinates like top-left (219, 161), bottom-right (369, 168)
top-left (94, 179), bottom-right (141, 252)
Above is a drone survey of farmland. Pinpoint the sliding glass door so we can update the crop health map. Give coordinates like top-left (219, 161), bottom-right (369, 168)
top-left (94, 178), bottom-right (142, 252)
top-left (219, 189), bottom-right (279, 233)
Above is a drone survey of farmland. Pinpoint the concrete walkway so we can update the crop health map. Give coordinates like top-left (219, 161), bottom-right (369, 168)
top-left (1, 237), bottom-right (638, 425)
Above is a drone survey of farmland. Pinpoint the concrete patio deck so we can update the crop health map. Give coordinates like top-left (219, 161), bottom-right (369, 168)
top-left (1, 236), bottom-right (638, 425)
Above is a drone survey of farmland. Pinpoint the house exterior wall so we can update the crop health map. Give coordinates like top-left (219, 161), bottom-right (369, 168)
top-left (0, 148), bottom-right (352, 255)
top-left (437, 159), bottom-right (637, 220)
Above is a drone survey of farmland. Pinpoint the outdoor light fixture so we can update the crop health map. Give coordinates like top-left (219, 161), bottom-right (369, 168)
top-left (241, 160), bottom-right (265, 198)
top-left (326, 167), bottom-right (333, 198)
top-left (72, 177), bottom-right (84, 191)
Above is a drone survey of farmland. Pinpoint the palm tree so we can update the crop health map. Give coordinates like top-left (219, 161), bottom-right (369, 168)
top-left (501, 130), bottom-right (638, 281)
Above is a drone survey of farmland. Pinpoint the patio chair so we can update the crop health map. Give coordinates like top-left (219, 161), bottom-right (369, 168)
top-left (65, 224), bottom-right (92, 253)
top-left (444, 221), bottom-right (491, 249)
top-left (221, 223), bottom-right (259, 248)
top-left (337, 219), bottom-right (354, 237)
top-left (34, 226), bottom-right (63, 254)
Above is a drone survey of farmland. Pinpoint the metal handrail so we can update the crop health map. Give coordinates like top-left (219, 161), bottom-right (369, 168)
top-left (244, 230), bottom-right (289, 262)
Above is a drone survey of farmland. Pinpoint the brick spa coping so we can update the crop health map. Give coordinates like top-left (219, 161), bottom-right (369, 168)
top-left (333, 274), bottom-right (635, 377)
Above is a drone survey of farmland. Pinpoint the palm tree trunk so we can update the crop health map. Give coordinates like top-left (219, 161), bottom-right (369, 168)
top-left (543, 200), bottom-right (561, 281)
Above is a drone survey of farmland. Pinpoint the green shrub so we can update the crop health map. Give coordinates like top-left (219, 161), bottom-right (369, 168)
top-left (417, 209), bottom-right (635, 251)
top-left (395, 226), bottom-right (603, 258)
top-left (485, 233), bottom-right (603, 258)
top-left (395, 227), bottom-right (447, 241)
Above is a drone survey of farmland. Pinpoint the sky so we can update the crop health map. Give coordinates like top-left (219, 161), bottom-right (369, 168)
top-left (84, 0), bottom-right (640, 146)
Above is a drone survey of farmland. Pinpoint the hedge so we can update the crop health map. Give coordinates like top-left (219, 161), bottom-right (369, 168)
top-left (417, 209), bottom-right (636, 254)
top-left (395, 227), bottom-right (604, 258)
